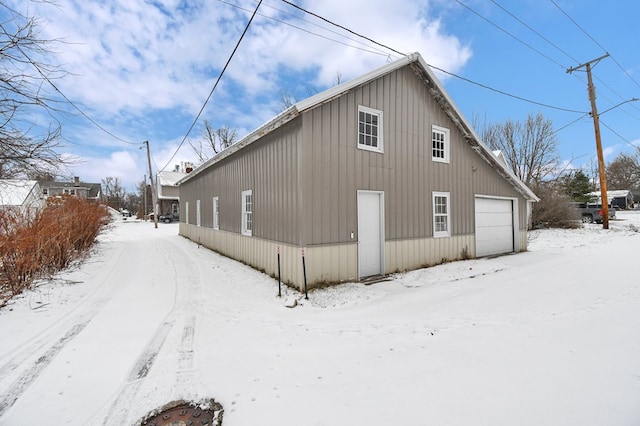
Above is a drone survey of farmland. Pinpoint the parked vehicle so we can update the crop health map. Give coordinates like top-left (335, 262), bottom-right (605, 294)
top-left (571, 202), bottom-right (616, 224)
top-left (159, 213), bottom-right (179, 223)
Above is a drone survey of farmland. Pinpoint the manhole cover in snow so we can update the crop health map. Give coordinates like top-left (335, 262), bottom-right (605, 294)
top-left (140, 399), bottom-right (223, 426)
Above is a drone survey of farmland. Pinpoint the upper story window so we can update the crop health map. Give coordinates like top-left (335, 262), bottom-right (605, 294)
top-left (63, 188), bottom-right (76, 195)
top-left (432, 125), bottom-right (450, 163)
top-left (358, 106), bottom-right (383, 153)
top-left (433, 191), bottom-right (450, 238)
top-left (213, 197), bottom-right (219, 230)
top-left (241, 190), bottom-right (253, 236)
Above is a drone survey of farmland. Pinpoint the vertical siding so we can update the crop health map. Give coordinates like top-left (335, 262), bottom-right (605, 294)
top-left (180, 119), bottom-right (302, 245)
top-left (299, 65), bottom-right (529, 250)
top-left (179, 62), bottom-right (532, 288)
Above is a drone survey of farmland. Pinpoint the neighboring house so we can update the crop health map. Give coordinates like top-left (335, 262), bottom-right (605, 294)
top-left (40, 177), bottom-right (102, 201)
top-left (632, 189), bottom-right (640, 209)
top-left (156, 171), bottom-right (187, 218)
top-left (0, 179), bottom-right (46, 218)
top-left (588, 190), bottom-right (634, 209)
top-left (177, 53), bottom-right (538, 290)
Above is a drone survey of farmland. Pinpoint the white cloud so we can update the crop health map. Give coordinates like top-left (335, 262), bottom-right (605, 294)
top-left (22, 0), bottom-right (471, 117)
top-left (10, 0), bottom-right (473, 187)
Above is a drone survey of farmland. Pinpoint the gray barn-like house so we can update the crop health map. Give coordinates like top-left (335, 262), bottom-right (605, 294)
top-left (178, 53), bottom-right (538, 290)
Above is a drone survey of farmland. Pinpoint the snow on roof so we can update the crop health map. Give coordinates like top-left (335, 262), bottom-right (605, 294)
top-left (589, 190), bottom-right (632, 198)
top-left (157, 171), bottom-right (186, 187)
top-left (0, 180), bottom-right (39, 207)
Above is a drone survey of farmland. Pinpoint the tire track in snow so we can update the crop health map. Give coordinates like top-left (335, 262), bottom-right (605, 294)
top-left (0, 240), bottom-right (139, 419)
top-left (102, 240), bottom-right (202, 425)
top-left (0, 321), bottom-right (90, 416)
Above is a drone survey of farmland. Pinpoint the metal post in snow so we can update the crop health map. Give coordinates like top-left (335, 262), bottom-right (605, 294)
top-left (302, 247), bottom-right (308, 300)
top-left (277, 246), bottom-right (282, 298)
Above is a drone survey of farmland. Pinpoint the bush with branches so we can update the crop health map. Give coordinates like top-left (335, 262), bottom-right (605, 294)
top-left (0, 196), bottom-right (110, 307)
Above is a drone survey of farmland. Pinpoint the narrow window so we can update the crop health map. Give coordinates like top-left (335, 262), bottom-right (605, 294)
top-left (196, 199), bottom-right (201, 227)
top-left (433, 192), bottom-right (450, 238)
top-left (358, 106), bottom-right (383, 153)
top-left (213, 196), bottom-right (219, 230)
top-left (185, 202), bottom-right (189, 225)
top-left (432, 125), bottom-right (450, 163)
top-left (241, 190), bottom-right (252, 236)
top-left (42, 188), bottom-right (48, 196)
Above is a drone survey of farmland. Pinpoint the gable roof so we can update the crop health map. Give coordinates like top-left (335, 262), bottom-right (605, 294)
top-left (179, 52), bottom-right (538, 201)
top-left (0, 180), bottom-right (41, 207)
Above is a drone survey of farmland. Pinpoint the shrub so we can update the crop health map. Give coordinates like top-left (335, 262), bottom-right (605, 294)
top-left (0, 196), bottom-right (110, 307)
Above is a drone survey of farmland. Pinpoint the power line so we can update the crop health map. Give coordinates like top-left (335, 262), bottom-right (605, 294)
top-left (13, 41), bottom-right (142, 146)
top-left (600, 119), bottom-right (639, 149)
top-left (453, 0), bottom-right (566, 69)
top-left (280, 0), bottom-right (586, 114)
top-left (280, 0), bottom-right (406, 57)
top-left (159, 0), bottom-right (263, 172)
top-left (549, 0), bottom-right (640, 91)
top-left (216, 0), bottom-right (392, 58)
top-left (489, 0), bottom-right (577, 63)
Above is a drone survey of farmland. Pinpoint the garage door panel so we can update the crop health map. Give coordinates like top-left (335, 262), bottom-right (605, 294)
top-left (475, 197), bottom-right (514, 257)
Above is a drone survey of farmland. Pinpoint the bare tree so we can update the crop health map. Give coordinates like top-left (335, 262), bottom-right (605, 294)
top-left (606, 152), bottom-right (640, 190)
top-left (477, 113), bottom-right (559, 186)
top-left (190, 121), bottom-right (238, 163)
top-left (102, 177), bottom-right (125, 210)
top-left (279, 88), bottom-right (296, 111)
top-left (0, 3), bottom-right (69, 179)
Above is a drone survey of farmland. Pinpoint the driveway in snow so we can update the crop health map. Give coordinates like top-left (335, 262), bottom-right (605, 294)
top-left (1, 214), bottom-right (639, 425)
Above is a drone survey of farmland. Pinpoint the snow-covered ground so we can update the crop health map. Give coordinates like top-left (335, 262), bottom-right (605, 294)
top-left (1, 211), bottom-right (639, 425)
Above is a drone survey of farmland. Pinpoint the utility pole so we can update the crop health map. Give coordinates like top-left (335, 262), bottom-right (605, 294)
top-left (567, 53), bottom-right (610, 229)
top-left (143, 174), bottom-right (147, 221)
top-left (144, 140), bottom-right (158, 228)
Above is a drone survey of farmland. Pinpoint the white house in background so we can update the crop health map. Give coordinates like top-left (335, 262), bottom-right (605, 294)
top-left (156, 171), bottom-right (187, 219)
top-left (589, 190), bottom-right (634, 209)
top-left (0, 180), bottom-right (46, 217)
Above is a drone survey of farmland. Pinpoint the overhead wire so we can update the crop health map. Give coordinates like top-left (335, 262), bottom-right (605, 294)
top-left (159, 0), bottom-right (263, 172)
top-left (216, 0), bottom-right (392, 58)
top-left (279, 0), bottom-right (586, 114)
top-left (452, 0), bottom-right (566, 69)
top-left (12, 38), bottom-right (142, 146)
top-left (600, 119), bottom-right (639, 148)
top-left (549, 0), bottom-right (640, 91)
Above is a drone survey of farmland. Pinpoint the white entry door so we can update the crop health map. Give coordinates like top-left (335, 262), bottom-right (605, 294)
top-left (358, 191), bottom-right (384, 278)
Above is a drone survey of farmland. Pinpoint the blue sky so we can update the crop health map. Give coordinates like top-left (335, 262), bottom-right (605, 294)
top-left (5, 0), bottom-right (639, 190)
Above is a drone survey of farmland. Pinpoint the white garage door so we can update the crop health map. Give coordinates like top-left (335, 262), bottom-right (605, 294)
top-left (475, 197), bottom-right (514, 257)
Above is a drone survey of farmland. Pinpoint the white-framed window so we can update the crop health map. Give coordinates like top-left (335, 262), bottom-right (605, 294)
top-left (63, 188), bottom-right (76, 195)
top-left (172, 203), bottom-right (179, 215)
top-left (241, 190), bottom-right (253, 236)
top-left (431, 125), bottom-right (450, 163)
top-left (42, 188), bottom-right (48, 196)
top-left (213, 196), bottom-right (219, 230)
top-left (185, 202), bottom-right (189, 225)
top-left (196, 199), bottom-right (201, 227)
top-left (358, 105), bottom-right (383, 153)
top-left (433, 191), bottom-right (450, 238)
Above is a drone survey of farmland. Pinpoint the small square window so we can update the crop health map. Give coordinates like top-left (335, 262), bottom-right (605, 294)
top-left (432, 125), bottom-right (450, 163)
top-left (358, 106), bottom-right (383, 153)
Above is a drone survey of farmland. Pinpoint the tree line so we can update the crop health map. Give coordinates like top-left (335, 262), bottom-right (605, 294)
top-left (476, 113), bottom-right (640, 228)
